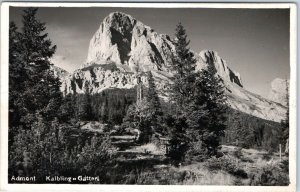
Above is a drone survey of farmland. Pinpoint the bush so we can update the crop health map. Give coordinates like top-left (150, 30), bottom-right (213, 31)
top-left (262, 151), bottom-right (273, 161)
top-left (250, 161), bottom-right (289, 186)
top-left (9, 118), bottom-right (117, 183)
top-left (205, 156), bottom-right (248, 179)
top-left (233, 147), bottom-right (243, 159)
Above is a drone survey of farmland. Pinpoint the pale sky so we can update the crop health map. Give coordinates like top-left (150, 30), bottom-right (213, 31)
top-left (9, 7), bottom-right (290, 98)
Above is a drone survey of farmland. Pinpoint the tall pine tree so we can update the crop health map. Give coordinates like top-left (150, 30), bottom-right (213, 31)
top-left (9, 7), bottom-right (63, 131)
top-left (9, 8), bottom-right (66, 180)
top-left (167, 23), bottom-right (197, 163)
top-left (17, 8), bottom-right (62, 125)
top-left (191, 54), bottom-right (227, 156)
top-left (146, 71), bottom-right (163, 133)
top-left (171, 23), bottom-right (197, 110)
top-left (168, 23), bottom-right (227, 162)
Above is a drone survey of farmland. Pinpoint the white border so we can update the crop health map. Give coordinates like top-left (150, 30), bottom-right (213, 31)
top-left (0, 2), bottom-right (297, 192)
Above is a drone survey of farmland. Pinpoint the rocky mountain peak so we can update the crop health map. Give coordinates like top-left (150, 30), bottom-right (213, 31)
top-left (57, 12), bottom-right (287, 122)
top-left (105, 12), bottom-right (138, 30)
top-left (198, 50), bottom-right (243, 87)
top-left (85, 12), bottom-right (244, 87)
top-left (85, 11), bottom-right (175, 72)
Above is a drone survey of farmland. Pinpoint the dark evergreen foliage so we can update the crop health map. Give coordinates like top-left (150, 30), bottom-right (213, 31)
top-left (9, 21), bottom-right (26, 129)
top-left (168, 22), bottom-right (227, 161)
top-left (165, 114), bottom-right (188, 164)
top-left (167, 23), bottom-right (198, 162)
top-left (8, 8), bottom-right (66, 182)
top-left (224, 108), bottom-right (284, 151)
top-left (146, 71), bottom-right (163, 133)
top-left (171, 23), bottom-right (197, 110)
top-left (58, 89), bottom-right (136, 124)
top-left (191, 60), bottom-right (227, 156)
top-left (172, 23), bottom-right (197, 78)
top-left (77, 93), bottom-right (93, 121)
top-left (9, 8), bottom-right (62, 128)
top-left (59, 94), bottom-right (76, 122)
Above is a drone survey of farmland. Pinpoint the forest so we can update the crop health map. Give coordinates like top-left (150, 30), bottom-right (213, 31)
top-left (8, 8), bottom-right (289, 185)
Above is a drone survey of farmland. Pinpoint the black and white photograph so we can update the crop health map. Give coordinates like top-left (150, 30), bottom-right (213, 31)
top-left (0, 2), bottom-right (297, 191)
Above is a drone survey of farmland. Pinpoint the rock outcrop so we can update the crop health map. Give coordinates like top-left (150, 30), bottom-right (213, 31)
top-left (60, 63), bottom-right (171, 99)
top-left (51, 65), bottom-right (70, 79)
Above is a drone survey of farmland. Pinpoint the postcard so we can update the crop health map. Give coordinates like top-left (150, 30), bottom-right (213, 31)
top-left (0, 2), bottom-right (296, 192)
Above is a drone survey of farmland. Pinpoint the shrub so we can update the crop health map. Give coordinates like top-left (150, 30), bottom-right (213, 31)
top-left (9, 118), bottom-right (117, 183)
top-left (185, 140), bottom-right (209, 163)
top-left (262, 151), bottom-right (273, 161)
top-left (250, 160), bottom-right (289, 186)
top-left (233, 147), bottom-right (243, 159)
top-left (205, 156), bottom-right (248, 179)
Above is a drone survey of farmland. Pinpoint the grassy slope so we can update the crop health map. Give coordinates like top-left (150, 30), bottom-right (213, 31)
top-left (110, 143), bottom-right (288, 185)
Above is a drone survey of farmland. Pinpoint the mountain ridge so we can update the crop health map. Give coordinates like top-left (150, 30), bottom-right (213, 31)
top-left (54, 11), bottom-right (287, 123)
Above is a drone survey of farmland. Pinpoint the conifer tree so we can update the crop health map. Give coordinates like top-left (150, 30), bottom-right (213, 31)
top-left (59, 94), bottom-right (76, 122)
top-left (168, 23), bottom-right (198, 163)
top-left (172, 23), bottom-right (196, 78)
top-left (16, 8), bottom-right (62, 125)
top-left (77, 94), bottom-right (92, 121)
top-left (9, 22), bottom-right (26, 129)
top-left (171, 23), bottom-right (197, 110)
top-left (192, 56), bottom-right (227, 156)
top-left (146, 71), bottom-right (163, 133)
top-left (9, 9), bottom-right (65, 179)
top-left (169, 23), bottom-right (227, 161)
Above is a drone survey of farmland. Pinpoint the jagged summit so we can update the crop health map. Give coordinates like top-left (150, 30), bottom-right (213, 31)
top-left (107, 11), bottom-right (134, 18)
top-left (199, 50), bottom-right (243, 87)
top-left (85, 11), bottom-right (176, 72)
top-left (104, 12), bottom-right (143, 28)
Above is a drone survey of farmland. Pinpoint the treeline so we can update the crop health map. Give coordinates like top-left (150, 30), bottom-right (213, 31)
top-left (62, 87), bottom-right (286, 152)
top-left (60, 88), bottom-right (136, 125)
top-left (223, 108), bottom-right (285, 152)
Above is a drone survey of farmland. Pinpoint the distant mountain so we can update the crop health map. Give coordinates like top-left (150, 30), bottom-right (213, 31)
top-left (55, 11), bottom-right (287, 122)
top-left (268, 78), bottom-right (289, 106)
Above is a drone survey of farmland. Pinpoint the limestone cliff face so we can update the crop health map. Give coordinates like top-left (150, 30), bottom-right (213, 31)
top-left (198, 50), bottom-right (243, 87)
top-left (60, 63), bottom-right (170, 99)
top-left (84, 12), bottom-right (243, 87)
top-left (85, 12), bottom-right (176, 73)
top-left (56, 11), bottom-right (287, 122)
